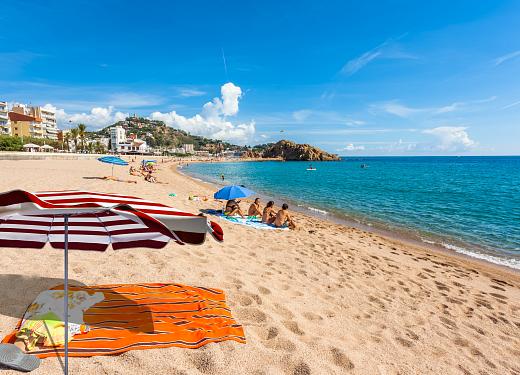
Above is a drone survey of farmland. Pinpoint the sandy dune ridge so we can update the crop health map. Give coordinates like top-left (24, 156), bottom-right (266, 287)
top-left (0, 158), bottom-right (519, 375)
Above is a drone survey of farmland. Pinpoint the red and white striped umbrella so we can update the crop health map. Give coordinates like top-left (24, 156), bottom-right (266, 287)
top-left (0, 189), bottom-right (223, 250)
top-left (0, 189), bottom-right (223, 375)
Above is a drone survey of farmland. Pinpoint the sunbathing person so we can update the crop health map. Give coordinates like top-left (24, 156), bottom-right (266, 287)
top-left (144, 172), bottom-right (157, 183)
top-left (274, 203), bottom-right (296, 229)
top-left (262, 200), bottom-right (277, 224)
top-left (225, 199), bottom-right (245, 218)
top-left (129, 166), bottom-right (141, 176)
top-left (248, 198), bottom-right (262, 217)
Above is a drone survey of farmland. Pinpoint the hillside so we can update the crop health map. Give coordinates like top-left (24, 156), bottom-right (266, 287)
top-left (95, 116), bottom-right (242, 152)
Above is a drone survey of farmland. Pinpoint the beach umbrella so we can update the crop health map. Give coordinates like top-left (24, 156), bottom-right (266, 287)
top-left (0, 189), bottom-right (224, 374)
top-left (214, 185), bottom-right (255, 200)
top-left (97, 156), bottom-right (128, 177)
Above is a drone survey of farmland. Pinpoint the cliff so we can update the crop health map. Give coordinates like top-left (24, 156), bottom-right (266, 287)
top-left (261, 140), bottom-right (340, 161)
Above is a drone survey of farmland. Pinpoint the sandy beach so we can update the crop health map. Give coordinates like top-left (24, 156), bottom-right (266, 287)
top-left (0, 157), bottom-right (519, 375)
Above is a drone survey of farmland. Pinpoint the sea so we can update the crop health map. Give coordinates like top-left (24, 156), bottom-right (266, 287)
top-left (183, 156), bottom-right (520, 270)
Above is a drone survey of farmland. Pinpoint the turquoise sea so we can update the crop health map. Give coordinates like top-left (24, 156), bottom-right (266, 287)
top-left (184, 157), bottom-right (520, 269)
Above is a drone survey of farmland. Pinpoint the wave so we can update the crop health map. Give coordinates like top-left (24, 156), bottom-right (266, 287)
top-left (420, 239), bottom-right (520, 270)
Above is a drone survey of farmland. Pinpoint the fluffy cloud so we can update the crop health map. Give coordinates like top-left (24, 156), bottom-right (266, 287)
top-left (43, 104), bottom-right (128, 128)
top-left (150, 82), bottom-right (255, 144)
top-left (423, 126), bottom-right (476, 151)
top-left (343, 143), bottom-right (365, 151)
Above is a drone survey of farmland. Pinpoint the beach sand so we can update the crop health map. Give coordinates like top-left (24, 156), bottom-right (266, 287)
top-left (0, 158), bottom-right (519, 375)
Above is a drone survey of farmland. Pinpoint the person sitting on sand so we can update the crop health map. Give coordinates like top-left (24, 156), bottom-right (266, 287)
top-left (225, 199), bottom-right (245, 218)
top-left (248, 198), bottom-right (262, 217)
top-left (262, 201), bottom-right (276, 224)
top-left (274, 203), bottom-right (296, 229)
top-left (144, 171), bottom-right (157, 183)
top-left (129, 166), bottom-right (140, 176)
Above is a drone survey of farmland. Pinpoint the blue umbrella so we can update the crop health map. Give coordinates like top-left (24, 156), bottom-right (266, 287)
top-left (98, 156), bottom-right (128, 177)
top-left (214, 185), bottom-right (255, 200)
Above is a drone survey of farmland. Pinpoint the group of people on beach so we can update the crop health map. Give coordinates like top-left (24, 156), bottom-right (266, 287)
top-left (129, 164), bottom-right (161, 183)
top-left (224, 197), bottom-right (297, 229)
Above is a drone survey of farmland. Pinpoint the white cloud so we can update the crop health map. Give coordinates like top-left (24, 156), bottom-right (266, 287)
top-left (178, 88), bottom-right (206, 97)
top-left (342, 49), bottom-right (382, 75)
top-left (43, 103), bottom-right (128, 129)
top-left (345, 118), bottom-right (366, 126)
top-left (343, 143), bottom-right (365, 151)
top-left (423, 126), bottom-right (476, 151)
top-left (292, 110), bottom-right (313, 122)
top-left (494, 50), bottom-right (520, 66)
top-left (502, 100), bottom-right (520, 110)
top-left (376, 96), bottom-right (497, 118)
top-left (150, 82), bottom-right (255, 144)
top-left (341, 36), bottom-right (416, 76)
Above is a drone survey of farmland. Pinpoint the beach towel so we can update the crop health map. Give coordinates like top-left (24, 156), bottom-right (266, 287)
top-left (2, 283), bottom-right (245, 358)
top-left (204, 209), bottom-right (289, 230)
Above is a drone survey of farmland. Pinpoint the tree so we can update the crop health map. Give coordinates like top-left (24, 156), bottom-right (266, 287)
top-left (77, 123), bottom-right (87, 151)
top-left (63, 133), bottom-right (70, 151)
top-left (70, 128), bottom-right (79, 152)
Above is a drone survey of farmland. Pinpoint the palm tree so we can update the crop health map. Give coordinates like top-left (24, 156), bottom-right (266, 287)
top-left (63, 132), bottom-right (70, 152)
top-left (77, 123), bottom-right (87, 151)
top-left (70, 128), bottom-right (79, 153)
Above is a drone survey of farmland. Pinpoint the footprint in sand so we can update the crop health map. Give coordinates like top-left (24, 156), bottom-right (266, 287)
top-left (283, 320), bottom-right (305, 335)
top-left (258, 286), bottom-right (271, 295)
top-left (302, 312), bottom-right (323, 321)
top-left (330, 347), bottom-right (355, 370)
top-left (236, 307), bottom-right (267, 323)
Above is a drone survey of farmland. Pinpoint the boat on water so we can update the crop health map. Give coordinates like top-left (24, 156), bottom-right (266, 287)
top-left (306, 164), bottom-right (317, 171)
top-left (360, 164), bottom-right (369, 169)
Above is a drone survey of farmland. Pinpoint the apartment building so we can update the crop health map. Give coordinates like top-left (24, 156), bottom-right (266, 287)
top-left (0, 101), bottom-right (10, 135)
top-left (9, 104), bottom-right (58, 139)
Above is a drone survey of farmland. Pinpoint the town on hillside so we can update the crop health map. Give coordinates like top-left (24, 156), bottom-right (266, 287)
top-left (0, 101), bottom-right (338, 161)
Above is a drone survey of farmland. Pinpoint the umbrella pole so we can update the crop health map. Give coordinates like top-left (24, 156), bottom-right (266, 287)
top-left (111, 164), bottom-right (114, 177)
top-left (63, 214), bottom-right (69, 375)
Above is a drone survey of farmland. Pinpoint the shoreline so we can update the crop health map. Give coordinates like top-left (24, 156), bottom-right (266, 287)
top-left (177, 160), bottom-right (520, 275)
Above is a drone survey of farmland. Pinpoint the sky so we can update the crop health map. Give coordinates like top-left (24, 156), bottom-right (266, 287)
top-left (1, 0), bottom-right (519, 155)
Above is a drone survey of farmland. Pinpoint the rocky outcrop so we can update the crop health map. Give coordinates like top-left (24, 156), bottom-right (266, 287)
top-left (261, 140), bottom-right (340, 161)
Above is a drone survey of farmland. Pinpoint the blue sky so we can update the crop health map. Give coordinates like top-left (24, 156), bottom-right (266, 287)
top-left (1, 0), bottom-right (519, 155)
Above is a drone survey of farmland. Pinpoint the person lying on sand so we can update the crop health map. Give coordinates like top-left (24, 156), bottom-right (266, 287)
top-left (274, 203), bottom-right (296, 229)
top-left (225, 199), bottom-right (245, 218)
top-left (129, 166), bottom-right (141, 176)
top-left (262, 200), bottom-right (277, 224)
top-left (248, 198), bottom-right (262, 217)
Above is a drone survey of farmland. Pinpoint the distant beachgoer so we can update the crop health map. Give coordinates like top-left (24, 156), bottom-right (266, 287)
top-left (144, 172), bottom-right (157, 183)
top-left (248, 198), bottom-right (262, 217)
top-left (221, 174), bottom-right (225, 181)
top-left (274, 203), bottom-right (296, 229)
top-left (225, 199), bottom-right (245, 218)
top-left (262, 201), bottom-right (276, 224)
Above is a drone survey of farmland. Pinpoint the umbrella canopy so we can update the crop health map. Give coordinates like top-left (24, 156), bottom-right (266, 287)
top-left (23, 143), bottom-right (41, 148)
top-left (142, 159), bottom-right (157, 165)
top-left (98, 156), bottom-right (128, 166)
top-left (214, 185), bottom-right (255, 200)
top-left (0, 189), bottom-right (223, 374)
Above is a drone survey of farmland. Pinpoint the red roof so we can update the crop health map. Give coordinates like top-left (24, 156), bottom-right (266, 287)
top-left (8, 112), bottom-right (41, 122)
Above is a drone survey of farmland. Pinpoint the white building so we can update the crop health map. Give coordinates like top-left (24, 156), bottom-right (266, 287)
top-left (110, 126), bottom-right (126, 151)
top-left (0, 101), bottom-right (10, 135)
top-left (182, 143), bottom-right (194, 154)
top-left (116, 138), bottom-right (149, 154)
top-left (40, 106), bottom-right (58, 140)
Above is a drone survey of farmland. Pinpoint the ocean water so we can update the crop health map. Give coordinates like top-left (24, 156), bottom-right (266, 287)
top-left (184, 157), bottom-right (520, 269)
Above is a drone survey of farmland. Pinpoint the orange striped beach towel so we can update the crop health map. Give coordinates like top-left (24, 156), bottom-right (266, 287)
top-left (2, 283), bottom-right (245, 358)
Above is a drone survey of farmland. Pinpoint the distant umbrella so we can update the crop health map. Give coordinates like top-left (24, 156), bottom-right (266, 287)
top-left (97, 156), bottom-right (128, 177)
top-left (214, 185), bottom-right (255, 200)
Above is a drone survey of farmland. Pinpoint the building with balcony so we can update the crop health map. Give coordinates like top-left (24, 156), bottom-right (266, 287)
top-left (0, 101), bottom-right (10, 135)
top-left (9, 104), bottom-right (58, 140)
top-left (8, 110), bottom-right (43, 138)
top-left (110, 125), bottom-right (126, 151)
